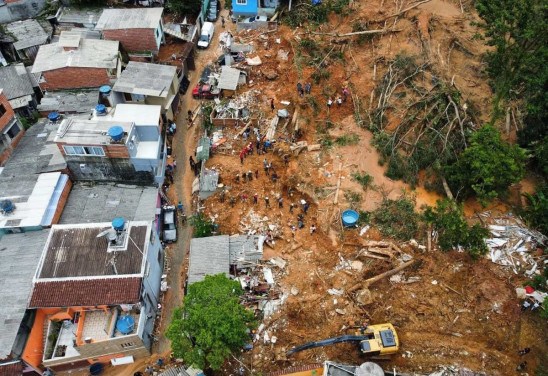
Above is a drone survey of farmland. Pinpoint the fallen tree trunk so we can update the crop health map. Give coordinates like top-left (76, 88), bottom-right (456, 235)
top-left (309, 28), bottom-right (402, 38)
top-left (348, 260), bottom-right (415, 292)
top-left (378, 0), bottom-right (432, 21)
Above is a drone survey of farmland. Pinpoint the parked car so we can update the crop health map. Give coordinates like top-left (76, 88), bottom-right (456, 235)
top-left (197, 22), bottom-right (215, 48)
top-left (243, 15), bottom-right (267, 23)
top-left (208, 0), bottom-right (220, 21)
top-left (162, 206), bottom-right (177, 243)
top-left (192, 84), bottom-right (221, 99)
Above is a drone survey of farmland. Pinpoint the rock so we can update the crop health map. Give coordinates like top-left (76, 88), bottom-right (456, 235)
top-left (351, 260), bottom-right (363, 271)
top-left (290, 287), bottom-right (299, 296)
top-left (335, 308), bottom-right (346, 315)
top-left (263, 69), bottom-right (279, 80)
top-left (355, 289), bottom-right (373, 305)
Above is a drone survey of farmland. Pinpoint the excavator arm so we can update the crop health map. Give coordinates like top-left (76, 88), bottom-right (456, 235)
top-left (286, 335), bottom-right (369, 355)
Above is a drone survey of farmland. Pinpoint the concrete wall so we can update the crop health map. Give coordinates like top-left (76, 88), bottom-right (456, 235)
top-left (65, 156), bottom-right (154, 185)
top-left (41, 67), bottom-right (113, 91)
top-left (103, 28), bottom-right (160, 54)
top-left (0, 0), bottom-right (46, 23)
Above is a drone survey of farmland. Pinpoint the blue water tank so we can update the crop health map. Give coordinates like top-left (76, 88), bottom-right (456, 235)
top-left (95, 104), bottom-right (106, 114)
top-left (0, 199), bottom-right (15, 214)
top-left (48, 112), bottom-right (60, 122)
top-left (341, 209), bottom-right (359, 227)
top-left (107, 126), bottom-right (124, 142)
top-left (112, 217), bottom-right (125, 231)
top-left (99, 85), bottom-right (112, 94)
top-left (115, 315), bottom-right (135, 335)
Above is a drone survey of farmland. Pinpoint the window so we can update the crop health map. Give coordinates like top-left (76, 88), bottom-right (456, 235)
top-left (4, 122), bottom-right (20, 140)
top-left (236, 0), bottom-right (247, 4)
top-left (0, 104), bottom-right (6, 117)
top-left (63, 145), bottom-right (105, 156)
top-left (120, 342), bottom-right (136, 349)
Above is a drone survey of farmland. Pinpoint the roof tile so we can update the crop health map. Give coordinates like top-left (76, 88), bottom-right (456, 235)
top-left (29, 277), bottom-right (142, 308)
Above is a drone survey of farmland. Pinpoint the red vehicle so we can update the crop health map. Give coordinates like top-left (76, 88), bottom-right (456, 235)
top-left (192, 84), bottom-right (221, 99)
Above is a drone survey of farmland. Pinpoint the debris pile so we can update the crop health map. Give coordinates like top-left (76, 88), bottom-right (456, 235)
top-left (481, 212), bottom-right (547, 276)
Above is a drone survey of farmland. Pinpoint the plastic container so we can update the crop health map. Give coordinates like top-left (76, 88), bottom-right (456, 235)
top-left (341, 209), bottom-right (359, 227)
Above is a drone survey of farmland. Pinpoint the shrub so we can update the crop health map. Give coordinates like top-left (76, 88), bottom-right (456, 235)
top-left (372, 197), bottom-right (419, 240)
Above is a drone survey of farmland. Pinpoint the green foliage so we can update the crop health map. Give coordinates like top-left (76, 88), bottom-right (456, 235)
top-left (344, 191), bottom-right (362, 209)
top-left (372, 197), bottom-right (419, 240)
top-left (168, 0), bottom-right (202, 16)
top-left (423, 199), bottom-right (489, 259)
top-left (306, 95), bottom-right (320, 114)
top-left (224, 0), bottom-right (232, 10)
top-left (311, 68), bottom-right (331, 84)
top-left (475, 0), bottom-right (548, 117)
top-left (166, 274), bottom-right (256, 370)
top-left (356, 210), bottom-right (370, 226)
top-left (201, 104), bottom-right (214, 134)
top-left (445, 125), bottom-right (526, 204)
top-left (284, 0), bottom-right (350, 27)
top-left (334, 133), bottom-right (360, 146)
top-left (189, 213), bottom-right (215, 238)
top-left (352, 172), bottom-right (373, 190)
top-left (541, 299), bottom-right (548, 320)
top-left (521, 185), bottom-right (548, 235)
top-left (531, 137), bottom-right (548, 177)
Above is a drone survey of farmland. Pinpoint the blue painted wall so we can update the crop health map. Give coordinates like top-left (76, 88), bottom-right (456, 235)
top-left (232, 0), bottom-right (258, 17)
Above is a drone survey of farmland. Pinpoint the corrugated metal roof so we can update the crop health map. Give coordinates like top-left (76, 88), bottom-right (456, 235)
top-left (95, 8), bottom-right (163, 30)
top-left (6, 19), bottom-right (49, 51)
top-left (32, 38), bottom-right (119, 73)
top-left (113, 61), bottom-right (176, 98)
top-left (0, 63), bottom-right (35, 100)
top-left (0, 231), bottom-right (50, 358)
top-left (188, 236), bottom-right (230, 284)
top-left (157, 366), bottom-right (191, 376)
top-left (217, 66), bottom-right (242, 91)
top-left (57, 8), bottom-right (102, 26)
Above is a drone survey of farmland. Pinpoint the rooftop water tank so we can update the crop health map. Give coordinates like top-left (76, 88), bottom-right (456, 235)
top-left (95, 104), bottom-right (107, 115)
top-left (0, 199), bottom-right (15, 214)
top-left (47, 112), bottom-right (60, 122)
top-left (107, 126), bottom-right (124, 142)
top-left (115, 315), bottom-right (135, 335)
top-left (341, 209), bottom-right (359, 227)
top-left (99, 85), bottom-right (112, 95)
top-left (112, 217), bottom-right (125, 231)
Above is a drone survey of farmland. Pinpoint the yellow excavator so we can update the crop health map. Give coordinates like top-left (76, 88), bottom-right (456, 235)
top-left (286, 323), bottom-right (399, 357)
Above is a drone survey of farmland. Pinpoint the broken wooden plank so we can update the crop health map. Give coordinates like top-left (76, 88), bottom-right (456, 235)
top-left (348, 260), bottom-right (415, 292)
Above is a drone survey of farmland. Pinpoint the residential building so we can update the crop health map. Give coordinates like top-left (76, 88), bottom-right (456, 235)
top-left (0, 119), bottom-right (70, 237)
top-left (31, 31), bottom-right (120, 91)
top-left (0, 90), bottom-right (25, 165)
top-left (54, 104), bottom-right (165, 184)
top-left (22, 219), bottom-right (163, 372)
top-left (96, 8), bottom-right (165, 58)
top-left (0, 64), bottom-right (39, 117)
top-left (0, 0), bottom-right (47, 24)
top-left (111, 62), bottom-right (180, 120)
top-left (188, 235), bottom-right (263, 285)
top-left (232, 0), bottom-right (279, 18)
top-left (5, 19), bottom-right (50, 62)
top-left (55, 7), bottom-right (103, 30)
top-left (0, 231), bottom-right (50, 375)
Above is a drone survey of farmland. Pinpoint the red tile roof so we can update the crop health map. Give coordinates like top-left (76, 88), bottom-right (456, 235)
top-left (29, 277), bottom-right (142, 308)
top-left (0, 361), bottom-right (22, 376)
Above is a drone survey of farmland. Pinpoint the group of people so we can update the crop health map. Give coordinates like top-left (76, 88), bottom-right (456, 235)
top-left (327, 86), bottom-right (350, 109)
top-left (296, 82), bottom-right (312, 97)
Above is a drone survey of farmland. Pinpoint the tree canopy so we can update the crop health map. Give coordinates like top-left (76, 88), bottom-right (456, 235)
top-left (165, 274), bottom-right (256, 371)
top-left (445, 125), bottom-right (526, 204)
top-left (167, 0), bottom-right (202, 17)
top-left (423, 199), bottom-right (488, 259)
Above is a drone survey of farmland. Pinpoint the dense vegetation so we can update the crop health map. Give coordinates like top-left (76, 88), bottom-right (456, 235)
top-left (166, 274), bottom-right (256, 370)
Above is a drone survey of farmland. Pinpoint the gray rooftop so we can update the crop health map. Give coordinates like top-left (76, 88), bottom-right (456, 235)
top-left (217, 66), bottom-right (242, 91)
top-left (229, 234), bottom-right (263, 269)
top-left (6, 19), bottom-right (49, 51)
top-left (60, 182), bottom-right (158, 224)
top-left (113, 62), bottom-right (176, 98)
top-left (55, 117), bottom-right (133, 145)
top-left (37, 89), bottom-right (98, 114)
top-left (32, 38), bottom-right (119, 73)
top-left (56, 7), bottom-right (103, 27)
top-left (95, 8), bottom-right (163, 30)
top-left (0, 64), bottom-right (35, 100)
top-left (0, 120), bottom-right (66, 203)
top-left (0, 231), bottom-right (50, 358)
top-left (188, 236), bottom-right (230, 285)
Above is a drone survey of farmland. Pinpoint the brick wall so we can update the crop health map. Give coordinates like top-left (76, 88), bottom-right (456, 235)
top-left (51, 177), bottom-right (72, 225)
top-left (41, 67), bottom-right (111, 91)
top-left (0, 93), bottom-right (25, 166)
top-left (0, 92), bottom-right (15, 132)
top-left (103, 29), bottom-right (158, 54)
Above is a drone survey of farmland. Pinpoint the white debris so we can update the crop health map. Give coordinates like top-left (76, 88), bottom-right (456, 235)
top-left (263, 268), bottom-right (275, 285)
top-left (431, 280), bottom-right (438, 285)
top-left (350, 260), bottom-right (363, 271)
top-left (290, 287), bottom-right (299, 296)
top-left (328, 288), bottom-right (344, 296)
top-left (269, 257), bottom-right (287, 269)
top-left (335, 308), bottom-right (346, 315)
top-left (359, 225), bottom-right (370, 236)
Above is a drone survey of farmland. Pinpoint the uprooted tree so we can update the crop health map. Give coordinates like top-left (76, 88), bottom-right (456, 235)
top-left (368, 54), bottom-right (474, 187)
top-left (166, 274), bottom-right (256, 371)
top-left (444, 125), bottom-right (526, 204)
